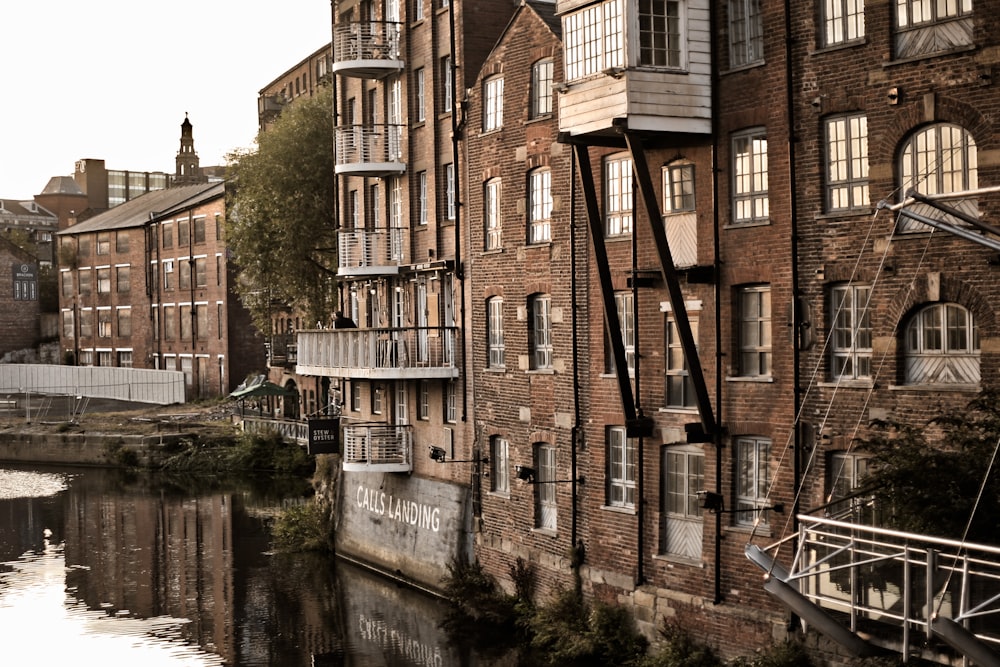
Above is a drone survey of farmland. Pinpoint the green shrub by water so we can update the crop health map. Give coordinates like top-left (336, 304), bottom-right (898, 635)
top-left (270, 502), bottom-right (331, 553)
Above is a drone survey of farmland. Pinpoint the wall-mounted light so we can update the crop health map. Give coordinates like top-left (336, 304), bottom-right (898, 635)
top-left (515, 465), bottom-right (584, 485)
top-left (429, 445), bottom-right (488, 464)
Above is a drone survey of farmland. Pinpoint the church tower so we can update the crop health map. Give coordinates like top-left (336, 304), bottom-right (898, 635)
top-left (174, 113), bottom-right (207, 185)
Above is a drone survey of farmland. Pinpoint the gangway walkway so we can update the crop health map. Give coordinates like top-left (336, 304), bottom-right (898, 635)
top-left (747, 514), bottom-right (1000, 666)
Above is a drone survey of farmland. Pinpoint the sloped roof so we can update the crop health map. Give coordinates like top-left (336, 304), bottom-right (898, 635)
top-left (57, 182), bottom-right (225, 235)
top-left (39, 176), bottom-right (85, 196)
top-left (0, 199), bottom-right (56, 218)
top-left (527, 0), bottom-right (560, 37)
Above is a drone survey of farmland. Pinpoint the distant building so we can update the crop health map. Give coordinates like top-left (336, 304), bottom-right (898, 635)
top-left (0, 235), bottom-right (41, 358)
top-left (257, 43), bottom-right (332, 132)
top-left (0, 197), bottom-right (57, 265)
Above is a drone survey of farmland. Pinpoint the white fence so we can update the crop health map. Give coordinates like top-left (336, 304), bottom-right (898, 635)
top-left (0, 364), bottom-right (185, 405)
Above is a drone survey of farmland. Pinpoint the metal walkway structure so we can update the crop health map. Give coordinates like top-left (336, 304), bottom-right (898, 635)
top-left (747, 515), bottom-right (1000, 666)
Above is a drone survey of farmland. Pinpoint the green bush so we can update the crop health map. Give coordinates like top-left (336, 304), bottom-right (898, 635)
top-left (270, 502), bottom-right (331, 553)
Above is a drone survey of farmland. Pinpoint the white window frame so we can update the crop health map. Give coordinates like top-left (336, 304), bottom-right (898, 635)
top-left (738, 285), bottom-right (771, 377)
top-left (666, 314), bottom-right (697, 408)
top-left (530, 294), bottom-right (553, 370)
top-left (415, 67), bottom-right (426, 122)
top-left (824, 0), bottom-right (865, 45)
top-left (896, 0), bottom-right (971, 28)
top-left (418, 380), bottom-right (430, 419)
top-left (664, 448), bottom-right (704, 519)
top-left (732, 129), bottom-right (768, 225)
top-left (736, 436), bottom-right (771, 527)
top-left (900, 123), bottom-right (977, 198)
top-left (664, 163), bottom-right (695, 213)
top-left (445, 380), bottom-right (457, 423)
top-left (826, 114), bottom-right (869, 212)
top-left (483, 76), bottom-right (504, 131)
top-left (605, 154), bottom-right (633, 237)
top-left (441, 56), bottom-right (453, 114)
top-left (530, 58), bottom-right (553, 118)
top-left (417, 171), bottom-right (428, 226)
top-left (904, 302), bottom-right (980, 385)
top-left (830, 284), bottom-right (872, 380)
top-left (535, 443), bottom-right (558, 530)
top-left (564, 0), bottom-right (624, 81)
top-left (729, 0), bottom-right (764, 67)
top-left (608, 426), bottom-right (637, 508)
top-left (491, 436), bottom-right (510, 495)
top-left (488, 297), bottom-right (505, 368)
top-left (485, 178), bottom-right (502, 250)
top-left (529, 168), bottom-right (552, 243)
top-left (445, 163), bottom-right (456, 221)
top-left (608, 292), bottom-right (635, 376)
top-left (639, 0), bottom-right (683, 68)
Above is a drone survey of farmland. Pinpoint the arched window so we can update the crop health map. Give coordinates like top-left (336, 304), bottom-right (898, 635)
top-left (904, 303), bottom-right (980, 385)
top-left (898, 123), bottom-right (977, 232)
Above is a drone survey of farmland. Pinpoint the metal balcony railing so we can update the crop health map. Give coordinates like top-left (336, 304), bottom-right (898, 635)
top-left (338, 228), bottom-right (408, 275)
top-left (296, 327), bottom-right (459, 379)
top-left (332, 21), bottom-right (403, 72)
top-left (335, 124), bottom-right (405, 175)
top-left (342, 421), bottom-right (412, 472)
top-left (748, 513), bottom-right (1000, 664)
top-left (241, 416), bottom-right (309, 446)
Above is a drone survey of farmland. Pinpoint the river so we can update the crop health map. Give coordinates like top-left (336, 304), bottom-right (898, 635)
top-left (0, 464), bottom-right (478, 666)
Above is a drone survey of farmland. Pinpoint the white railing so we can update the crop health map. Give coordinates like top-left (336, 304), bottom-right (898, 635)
top-left (339, 227), bottom-right (408, 270)
top-left (336, 124), bottom-right (405, 166)
top-left (342, 422), bottom-right (412, 471)
top-left (753, 513), bottom-right (1000, 660)
top-left (241, 416), bottom-right (309, 446)
top-left (333, 21), bottom-right (402, 63)
top-left (0, 364), bottom-right (185, 405)
top-left (296, 327), bottom-right (458, 376)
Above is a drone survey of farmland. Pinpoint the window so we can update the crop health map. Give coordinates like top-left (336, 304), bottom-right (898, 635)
top-left (826, 114), bottom-right (869, 211)
top-left (114, 266), bottom-right (129, 293)
top-left (904, 303), bottom-right (980, 385)
top-left (96, 233), bottom-right (111, 255)
top-left (666, 314), bottom-right (697, 408)
top-left (483, 76), bottom-right (504, 131)
top-left (605, 155), bottom-right (633, 236)
top-left (217, 303), bottom-right (224, 339)
top-left (414, 0), bottom-right (423, 19)
top-left (418, 380), bottom-right (430, 419)
top-left (96, 267), bottom-right (111, 294)
top-left (180, 305), bottom-right (192, 340)
top-left (738, 285), bottom-right (771, 377)
top-left (827, 451), bottom-right (872, 521)
top-left (61, 272), bottom-right (73, 298)
top-left (215, 213), bottom-right (223, 241)
top-left (606, 292), bottom-right (635, 376)
top-left (351, 383), bottom-right (362, 412)
top-left (729, 0), bottom-right (763, 67)
top-left (79, 310), bottom-right (93, 338)
top-left (98, 351), bottom-right (112, 367)
top-left (490, 436), bottom-right (510, 494)
top-left (896, 0), bottom-right (971, 28)
top-left (485, 179), bottom-right (502, 250)
top-left (824, 0), bottom-right (864, 45)
top-left (732, 129), bottom-right (768, 224)
top-left (415, 68), bottom-right (426, 122)
top-left (445, 380), bottom-right (457, 423)
top-left (117, 351), bottom-right (133, 368)
top-left (529, 294), bottom-right (553, 370)
top-left (564, 0), bottom-right (624, 81)
top-left (898, 123), bottom-right (977, 231)
top-left (372, 384), bottom-right (384, 414)
top-left (639, 0), bottom-right (681, 67)
top-left (78, 350), bottom-right (93, 366)
top-left (178, 219), bottom-right (190, 246)
top-left (488, 297), bottom-right (505, 368)
top-left (98, 310), bottom-right (112, 338)
top-left (62, 310), bottom-right (74, 339)
top-left (179, 258), bottom-right (191, 289)
top-left (78, 269), bottom-right (91, 295)
top-left (664, 163), bottom-right (695, 213)
top-left (530, 59), bottom-right (553, 118)
top-left (417, 172), bottom-right (428, 225)
top-left (736, 436), bottom-right (771, 526)
top-left (197, 305), bottom-right (208, 340)
top-left (164, 306), bottom-right (176, 340)
top-left (78, 236), bottom-right (90, 257)
top-left (444, 164), bottom-right (456, 221)
top-left (163, 260), bottom-right (174, 290)
top-left (662, 448), bottom-right (705, 558)
top-left (441, 56), bottom-right (452, 114)
top-left (349, 190), bottom-right (360, 229)
top-left (115, 308), bottom-right (131, 338)
top-left (608, 426), bottom-right (637, 508)
top-left (162, 222), bottom-right (173, 248)
top-left (528, 168), bottom-right (552, 243)
top-left (368, 184), bottom-right (381, 229)
top-left (116, 232), bottom-right (130, 253)
top-left (535, 444), bottom-right (557, 530)
top-left (194, 217), bottom-right (206, 244)
top-left (830, 284), bottom-right (872, 380)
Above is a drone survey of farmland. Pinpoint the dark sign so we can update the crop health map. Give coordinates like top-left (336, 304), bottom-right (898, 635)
top-left (308, 417), bottom-right (340, 455)
top-left (12, 262), bottom-right (37, 301)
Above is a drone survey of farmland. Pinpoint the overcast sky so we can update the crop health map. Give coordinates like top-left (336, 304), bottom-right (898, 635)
top-left (1, 1), bottom-right (332, 200)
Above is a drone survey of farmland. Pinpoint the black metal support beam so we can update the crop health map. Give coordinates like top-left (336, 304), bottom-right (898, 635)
top-left (624, 131), bottom-right (718, 436)
top-left (574, 144), bottom-right (639, 426)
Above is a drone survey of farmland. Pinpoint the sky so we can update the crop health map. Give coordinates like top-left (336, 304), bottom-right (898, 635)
top-left (0, 1), bottom-right (332, 200)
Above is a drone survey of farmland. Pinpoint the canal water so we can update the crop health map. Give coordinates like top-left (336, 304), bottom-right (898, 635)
top-left (0, 464), bottom-right (484, 666)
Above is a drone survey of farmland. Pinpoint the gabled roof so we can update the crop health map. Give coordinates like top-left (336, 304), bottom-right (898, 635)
top-left (57, 182), bottom-right (225, 235)
top-left (0, 199), bottom-right (56, 218)
top-left (527, 0), bottom-right (560, 37)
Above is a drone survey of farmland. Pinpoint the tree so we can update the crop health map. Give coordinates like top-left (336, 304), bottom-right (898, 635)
top-left (858, 389), bottom-right (1000, 543)
top-left (226, 84), bottom-right (337, 332)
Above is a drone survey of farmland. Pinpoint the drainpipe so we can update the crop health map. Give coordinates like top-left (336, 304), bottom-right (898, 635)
top-left (448, 0), bottom-right (468, 425)
top-left (569, 148), bottom-right (581, 561)
top-left (632, 179), bottom-right (645, 586)
top-left (709, 1), bottom-right (724, 607)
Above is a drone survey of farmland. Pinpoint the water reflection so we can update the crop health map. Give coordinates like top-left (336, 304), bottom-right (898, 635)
top-left (0, 465), bottom-right (468, 666)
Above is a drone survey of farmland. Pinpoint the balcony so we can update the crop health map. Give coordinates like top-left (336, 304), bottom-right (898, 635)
top-left (332, 21), bottom-right (404, 79)
top-left (335, 124), bottom-right (406, 177)
top-left (342, 421), bottom-right (412, 472)
top-left (338, 227), bottom-right (408, 277)
top-left (296, 327), bottom-right (459, 380)
top-left (265, 334), bottom-right (298, 368)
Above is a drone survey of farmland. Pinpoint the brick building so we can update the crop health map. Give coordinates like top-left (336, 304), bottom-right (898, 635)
top-left (257, 43), bottom-right (333, 132)
top-left (0, 236), bottom-right (42, 358)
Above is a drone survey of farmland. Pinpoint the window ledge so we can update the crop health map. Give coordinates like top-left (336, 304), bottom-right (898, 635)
top-left (888, 383), bottom-right (981, 393)
top-left (482, 248), bottom-right (504, 255)
top-left (531, 527), bottom-right (558, 538)
top-left (720, 61), bottom-right (766, 76)
top-left (484, 367), bottom-right (507, 373)
top-left (817, 380), bottom-right (874, 390)
top-left (883, 44), bottom-right (975, 68)
top-left (724, 524), bottom-right (771, 538)
top-left (808, 38), bottom-right (867, 56)
top-left (726, 375), bottom-right (774, 383)
top-left (652, 553), bottom-right (706, 569)
top-left (486, 491), bottom-right (510, 500)
top-left (524, 114), bottom-right (553, 125)
top-left (479, 127), bottom-right (503, 137)
top-left (814, 209), bottom-right (875, 222)
top-left (524, 241), bottom-right (552, 250)
top-left (659, 406), bottom-right (699, 414)
top-left (724, 220), bottom-right (771, 230)
top-left (526, 369), bottom-right (555, 376)
top-left (600, 504), bottom-right (636, 516)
